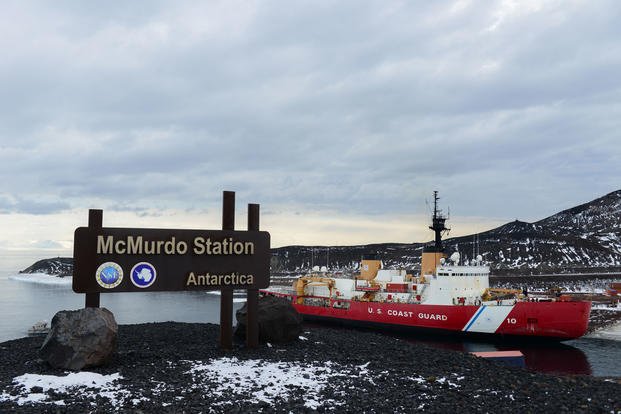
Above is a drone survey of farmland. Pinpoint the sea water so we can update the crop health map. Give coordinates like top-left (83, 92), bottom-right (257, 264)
top-left (0, 250), bottom-right (244, 343)
top-left (1, 251), bottom-right (621, 377)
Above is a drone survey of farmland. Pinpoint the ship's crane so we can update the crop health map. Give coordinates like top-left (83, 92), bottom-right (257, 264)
top-left (294, 276), bottom-right (336, 304)
top-left (481, 288), bottom-right (522, 301)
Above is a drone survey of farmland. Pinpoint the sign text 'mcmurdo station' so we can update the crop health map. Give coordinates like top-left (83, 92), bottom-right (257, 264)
top-left (97, 235), bottom-right (256, 256)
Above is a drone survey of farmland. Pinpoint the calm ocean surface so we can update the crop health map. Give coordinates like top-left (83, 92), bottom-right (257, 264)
top-left (0, 250), bottom-right (244, 344)
top-left (1, 251), bottom-right (620, 377)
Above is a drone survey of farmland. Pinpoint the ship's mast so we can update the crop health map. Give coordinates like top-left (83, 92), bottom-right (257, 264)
top-left (429, 191), bottom-right (450, 252)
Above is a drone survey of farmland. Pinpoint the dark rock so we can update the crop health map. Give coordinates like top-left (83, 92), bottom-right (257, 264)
top-left (39, 308), bottom-right (117, 370)
top-left (235, 295), bottom-right (302, 343)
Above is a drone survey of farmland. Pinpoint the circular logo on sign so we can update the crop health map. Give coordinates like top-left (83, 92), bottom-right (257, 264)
top-left (130, 262), bottom-right (157, 288)
top-left (96, 262), bottom-right (123, 289)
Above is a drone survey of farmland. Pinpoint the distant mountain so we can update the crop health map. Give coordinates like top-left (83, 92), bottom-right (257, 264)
top-left (20, 257), bottom-right (73, 277)
top-left (271, 190), bottom-right (621, 275)
top-left (21, 191), bottom-right (621, 277)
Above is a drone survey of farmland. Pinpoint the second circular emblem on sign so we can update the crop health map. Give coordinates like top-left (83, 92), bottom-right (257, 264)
top-left (130, 262), bottom-right (157, 288)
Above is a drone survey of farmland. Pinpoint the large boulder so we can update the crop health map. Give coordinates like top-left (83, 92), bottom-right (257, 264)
top-left (235, 295), bottom-right (303, 343)
top-left (39, 308), bottom-right (118, 371)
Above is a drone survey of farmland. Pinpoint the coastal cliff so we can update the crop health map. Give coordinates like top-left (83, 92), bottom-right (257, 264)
top-left (19, 258), bottom-right (73, 277)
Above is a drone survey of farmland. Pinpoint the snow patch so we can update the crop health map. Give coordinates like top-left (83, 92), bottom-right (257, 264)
top-left (0, 372), bottom-right (128, 407)
top-left (185, 357), bottom-right (371, 410)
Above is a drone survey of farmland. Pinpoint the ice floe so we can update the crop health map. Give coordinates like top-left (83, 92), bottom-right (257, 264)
top-left (8, 273), bottom-right (72, 286)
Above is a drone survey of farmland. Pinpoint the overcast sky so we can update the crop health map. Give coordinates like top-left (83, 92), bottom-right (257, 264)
top-left (1, 0), bottom-right (620, 252)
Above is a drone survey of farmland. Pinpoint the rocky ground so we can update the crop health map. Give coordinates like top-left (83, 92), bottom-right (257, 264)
top-left (1, 322), bottom-right (620, 413)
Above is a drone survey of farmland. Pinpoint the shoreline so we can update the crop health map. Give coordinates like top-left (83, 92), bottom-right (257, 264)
top-left (588, 307), bottom-right (621, 333)
top-left (1, 322), bottom-right (621, 413)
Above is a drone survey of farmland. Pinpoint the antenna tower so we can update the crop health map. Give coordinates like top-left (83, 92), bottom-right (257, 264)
top-left (429, 191), bottom-right (450, 252)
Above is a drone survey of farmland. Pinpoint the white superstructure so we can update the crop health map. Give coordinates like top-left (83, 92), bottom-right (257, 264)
top-left (423, 265), bottom-right (490, 305)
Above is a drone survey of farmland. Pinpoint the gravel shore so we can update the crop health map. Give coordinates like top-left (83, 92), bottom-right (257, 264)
top-left (588, 308), bottom-right (621, 333)
top-left (1, 322), bottom-right (620, 413)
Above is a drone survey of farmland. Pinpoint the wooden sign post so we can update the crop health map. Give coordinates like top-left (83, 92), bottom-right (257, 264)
top-left (85, 209), bottom-right (102, 308)
top-left (220, 191), bottom-right (234, 350)
top-left (246, 203), bottom-right (260, 348)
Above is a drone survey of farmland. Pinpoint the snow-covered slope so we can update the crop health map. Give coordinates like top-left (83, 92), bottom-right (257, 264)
top-left (461, 190), bottom-right (621, 273)
top-left (272, 190), bottom-right (621, 275)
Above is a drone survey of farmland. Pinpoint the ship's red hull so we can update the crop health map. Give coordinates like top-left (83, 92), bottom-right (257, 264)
top-left (267, 293), bottom-right (591, 340)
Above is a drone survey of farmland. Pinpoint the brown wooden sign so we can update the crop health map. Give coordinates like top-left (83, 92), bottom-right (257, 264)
top-left (73, 227), bottom-right (270, 293)
top-left (74, 191), bottom-right (263, 350)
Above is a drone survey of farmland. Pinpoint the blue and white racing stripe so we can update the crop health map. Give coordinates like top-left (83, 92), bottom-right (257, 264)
top-left (462, 305), bottom-right (514, 333)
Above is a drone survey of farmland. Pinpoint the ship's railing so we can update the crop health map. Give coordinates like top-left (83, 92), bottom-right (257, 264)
top-left (436, 271), bottom-right (490, 277)
top-left (261, 289), bottom-right (427, 307)
top-left (262, 290), bottom-right (362, 309)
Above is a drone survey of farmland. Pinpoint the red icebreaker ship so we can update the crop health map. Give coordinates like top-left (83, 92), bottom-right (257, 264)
top-left (263, 192), bottom-right (591, 341)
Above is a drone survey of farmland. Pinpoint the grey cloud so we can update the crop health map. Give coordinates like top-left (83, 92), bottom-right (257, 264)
top-left (29, 239), bottom-right (65, 249)
top-left (0, 195), bottom-right (70, 215)
top-left (0, 0), bottom-right (620, 224)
